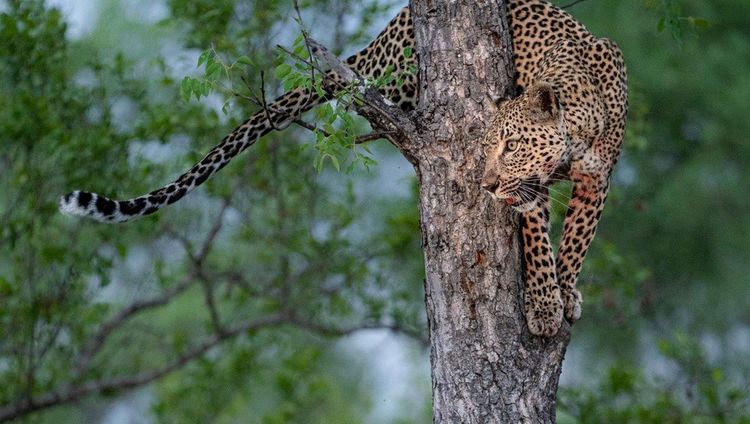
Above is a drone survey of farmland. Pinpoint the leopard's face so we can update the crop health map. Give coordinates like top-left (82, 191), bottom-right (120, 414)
top-left (481, 83), bottom-right (569, 211)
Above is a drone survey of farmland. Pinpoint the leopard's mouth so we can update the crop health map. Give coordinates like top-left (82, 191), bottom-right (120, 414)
top-left (485, 177), bottom-right (543, 211)
top-left (505, 177), bottom-right (543, 211)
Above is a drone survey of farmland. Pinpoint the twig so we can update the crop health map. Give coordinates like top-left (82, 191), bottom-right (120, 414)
top-left (198, 272), bottom-right (225, 336)
top-left (274, 42), bottom-right (389, 123)
top-left (258, 70), bottom-right (280, 131)
top-left (1, 311), bottom-right (427, 423)
top-left (275, 45), bottom-right (357, 101)
top-left (290, 119), bottom-right (394, 144)
top-left (75, 196), bottom-right (232, 378)
top-left (235, 49), bottom-right (395, 146)
top-left (303, 38), bottom-right (417, 153)
top-left (561, 0), bottom-right (588, 9)
top-left (0, 314), bottom-right (287, 423)
top-left (287, 315), bottom-right (429, 348)
top-left (73, 275), bottom-right (196, 378)
top-left (292, 0), bottom-right (316, 82)
top-left (238, 76), bottom-right (264, 107)
top-left (194, 196), bottom-right (232, 262)
top-left (194, 203), bottom-right (231, 335)
top-left (352, 131), bottom-right (395, 144)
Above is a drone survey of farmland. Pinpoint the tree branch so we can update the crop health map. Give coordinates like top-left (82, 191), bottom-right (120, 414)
top-left (561, 0), bottom-right (588, 9)
top-left (288, 316), bottom-right (429, 348)
top-left (0, 314), bottom-right (287, 423)
top-left (304, 38), bottom-right (419, 158)
top-left (235, 65), bottom-right (394, 146)
top-left (73, 275), bottom-right (196, 378)
top-left (290, 118), bottom-right (395, 144)
top-left (1, 312), bottom-right (428, 422)
top-left (76, 194), bottom-right (234, 378)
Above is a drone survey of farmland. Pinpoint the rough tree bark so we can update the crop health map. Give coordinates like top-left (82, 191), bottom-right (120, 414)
top-left (0, 1), bottom-right (572, 421)
top-left (317, 1), bottom-right (573, 420)
top-left (408, 1), bottom-right (571, 422)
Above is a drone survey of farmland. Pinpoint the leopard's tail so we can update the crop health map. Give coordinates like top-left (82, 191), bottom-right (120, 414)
top-left (59, 81), bottom-right (332, 223)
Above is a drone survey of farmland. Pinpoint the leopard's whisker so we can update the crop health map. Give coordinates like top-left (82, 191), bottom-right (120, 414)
top-left (518, 185), bottom-right (571, 213)
top-left (526, 181), bottom-right (569, 199)
top-left (524, 179), bottom-right (572, 199)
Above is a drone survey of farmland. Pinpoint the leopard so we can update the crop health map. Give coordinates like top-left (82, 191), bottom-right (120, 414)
top-left (59, 0), bottom-right (627, 337)
top-left (481, 36), bottom-right (627, 336)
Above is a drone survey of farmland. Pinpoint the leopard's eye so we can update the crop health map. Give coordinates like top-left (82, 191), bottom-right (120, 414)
top-left (506, 139), bottom-right (519, 152)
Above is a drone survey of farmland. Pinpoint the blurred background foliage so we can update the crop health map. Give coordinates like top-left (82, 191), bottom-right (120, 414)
top-left (0, 0), bottom-right (748, 422)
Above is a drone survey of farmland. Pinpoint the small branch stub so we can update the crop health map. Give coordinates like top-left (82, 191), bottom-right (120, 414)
top-left (305, 37), bottom-right (419, 157)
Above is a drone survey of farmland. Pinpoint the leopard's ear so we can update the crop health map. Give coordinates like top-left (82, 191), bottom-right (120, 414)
top-left (484, 94), bottom-right (505, 115)
top-left (527, 82), bottom-right (559, 123)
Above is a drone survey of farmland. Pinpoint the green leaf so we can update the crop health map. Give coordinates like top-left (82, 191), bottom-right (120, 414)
top-left (327, 153), bottom-right (340, 172)
top-left (180, 76), bottom-right (192, 101)
top-left (314, 80), bottom-right (326, 98)
top-left (340, 111), bottom-right (354, 127)
top-left (190, 77), bottom-right (202, 99)
top-left (0, 276), bottom-right (13, 296)
top-left (236, 55), bottom-right (254, 66)
top-left (197, 50), bottom-right (211, 67)
top-left (206, 61), bottom-right (222, 79)
top-left (688, 17), bottom-right (709, 29)
top-left (274, 63), bottom-right (292, 80)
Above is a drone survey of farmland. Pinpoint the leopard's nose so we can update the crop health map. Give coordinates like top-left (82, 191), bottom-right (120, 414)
top-left (481, 180), bottom-right (500, 192)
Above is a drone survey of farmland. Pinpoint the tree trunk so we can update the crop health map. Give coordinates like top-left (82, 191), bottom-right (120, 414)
top-left (409, 1), bottom-right (571, 422)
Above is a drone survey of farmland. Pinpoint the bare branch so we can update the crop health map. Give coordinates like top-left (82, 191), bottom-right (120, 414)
top-left (288, 316), bottom-right (429, 348)
top-left (209, 269), bottom-right (272, 297)
top-left (0, 314), bottom-right (287, 423)
top-left (275, 38), bottom-right (413, 137)
top-left (1, 311), bottom-right (426, 422)
top-left (561, 0), bottom-right (588, 9)
top-left (197, 270), bottom-right (225, 336)
top-left (194, 197), bottom-right (231, 262)
top-left (75, 193), bottom-right (235, 378)
top-left (73, 275), bottom-right (196, 378)
top-left (304, 38), bottom-right (418, 156)
top-left (198, 270), bottom-right (225, 334)
top-left (352, 131), bottom-right (396, 144)
top-left (291, 118), bottom-right (394, 144)
top-left (238, 75), bottom-right (265, 107)
top-left (291, 0), bottom-right (316, 83)
top-left (258, 70), bottom-right (280, 131)
top-left (235, 59), bottom-right (393, 146)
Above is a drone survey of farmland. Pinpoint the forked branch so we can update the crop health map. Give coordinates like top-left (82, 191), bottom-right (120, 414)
top-left (305, 38), bottom-right (419, 157)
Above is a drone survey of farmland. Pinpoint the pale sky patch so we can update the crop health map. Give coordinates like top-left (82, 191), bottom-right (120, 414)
top-left (46, 0), bottom-right (99, 39)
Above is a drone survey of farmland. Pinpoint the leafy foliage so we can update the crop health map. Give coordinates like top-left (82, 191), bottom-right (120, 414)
top-left (559, 335), bottom-right (750, 423)
top-left (0, 0), bottom-right (424, 422)
top-left (646, 0), bottom-right (710, 41)
top-left (1, 0), bottom-right (749, 421)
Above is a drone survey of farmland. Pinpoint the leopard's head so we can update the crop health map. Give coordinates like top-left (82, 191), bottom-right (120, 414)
top-left (481, 82), bottom-right (569, 211)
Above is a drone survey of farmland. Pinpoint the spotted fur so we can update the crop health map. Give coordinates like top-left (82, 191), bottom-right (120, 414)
top-left (60, 1), bottom-right (627, 337)
top-left (59, 8), bottom-right (417, 223)
top-left (481, 11), bottom-right (627, 335)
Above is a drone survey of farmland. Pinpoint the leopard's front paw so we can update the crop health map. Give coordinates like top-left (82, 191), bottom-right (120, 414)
top-left (524, 296), bottom-right (563, 337)
top-left (563, 288), bottom-right (582, 323)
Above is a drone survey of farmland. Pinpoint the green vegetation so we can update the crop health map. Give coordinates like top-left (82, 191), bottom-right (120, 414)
top-left (1, 0), bottom-right (748, 421)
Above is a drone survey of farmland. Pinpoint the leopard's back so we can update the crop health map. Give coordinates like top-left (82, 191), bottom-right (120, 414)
top-left (60, 0), bottom-right (627, 223)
